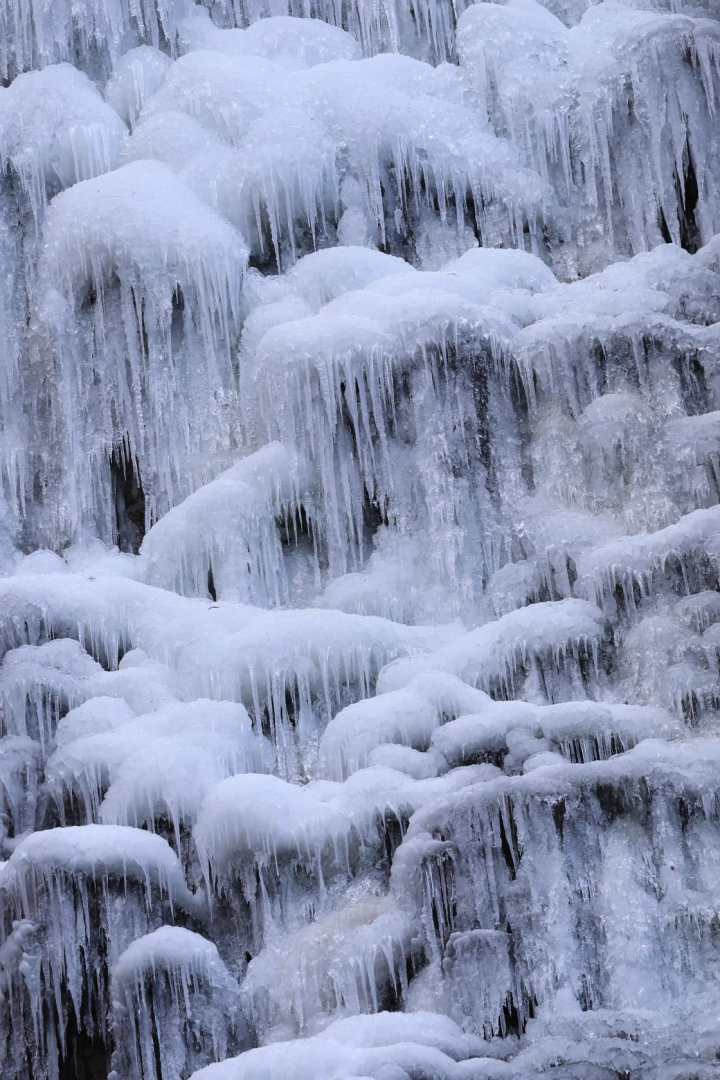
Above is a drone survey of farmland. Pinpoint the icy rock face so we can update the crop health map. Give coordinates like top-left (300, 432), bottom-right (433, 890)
top-left (0, 64), bottom-right (126, 218)
top-left (0, 1), bottom-right (720, 1079)
top-left (110, 926), bottom-right (250, 1080)
top-left (0, 825), bottom-right (200, 1080)
top-left (0, 0), bottom-right (193, 80)
top-left (398, 739), bottom-right (720, 1036)
top-left (458, 1), bottom-right (720, 271)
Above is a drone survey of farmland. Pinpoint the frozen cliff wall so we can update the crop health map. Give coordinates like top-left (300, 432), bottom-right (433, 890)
top-left (0, 0), bottom-right (719, 1078)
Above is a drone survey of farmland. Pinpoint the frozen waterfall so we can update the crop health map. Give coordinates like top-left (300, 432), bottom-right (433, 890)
top-left (0, 0), bottom-right (719, 1077)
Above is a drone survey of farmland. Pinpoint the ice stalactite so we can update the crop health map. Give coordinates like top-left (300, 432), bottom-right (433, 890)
top-left (458, 1), bottom-right (720, 272)
top-left (0, 1), bottom-right (720, 1078)
top-left (0, 735), bottom-right (40, 851)
top-left (241, 896), bottom-right (418, 1039)
top-left (399, 739), bottom-right (720, 1039)
top-left (110, 926), bottom-right (249, 1080)
top-left (140, 443), bottom-right (309, 604)
top-left (35, 159), bottom-right (247, 544)
top-left (0, 825), bottom-right (201, 1080)
top-left (0, 0), bottom-right (193, 81)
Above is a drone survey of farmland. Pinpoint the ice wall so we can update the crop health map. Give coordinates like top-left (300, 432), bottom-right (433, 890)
top-left (0, 0), bottom-right (719, 1078)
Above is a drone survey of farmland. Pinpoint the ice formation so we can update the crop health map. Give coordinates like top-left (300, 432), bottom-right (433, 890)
top-left (111, 926), bottom-right (249, 1080)
top-left (1, 0), bottom-right (720, 1077)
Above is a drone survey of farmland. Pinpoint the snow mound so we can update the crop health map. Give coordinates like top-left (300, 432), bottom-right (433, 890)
top-left (46, 699), bottom-right (273, 838)
top-left (104, 45), bottom-right (172, 128)
top-left (0, 64), bottom-right (126, 217)
top-left (180, 11), bottom-right (361, 69)
top-left (42, 159), bottom-right (247, 314)
top-left (140, 443), bottom-right (306, 604)
top-left (6, 823), bottom-right (195, 906)
top-left (378, 599), bottom-right (606, 698)
top-left (188, 1010), bottom-right (485, 1079)
top-left (112, 925), bottom-right (247, 1079)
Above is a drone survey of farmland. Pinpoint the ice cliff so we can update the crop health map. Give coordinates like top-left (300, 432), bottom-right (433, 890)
top-left (0, 0), bottom-right (719, 1077)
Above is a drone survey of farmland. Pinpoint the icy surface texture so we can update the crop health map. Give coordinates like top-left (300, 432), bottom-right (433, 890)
top-left (458, 2), bottom-right (720, 272)
top-left (111, 926), bottom-right (250, 1080)
top-left (0, 0), bottom-right (720, 1078)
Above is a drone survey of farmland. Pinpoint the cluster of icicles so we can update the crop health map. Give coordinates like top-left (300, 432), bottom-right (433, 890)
top-left (0, 0), bottom-right (720, 1078)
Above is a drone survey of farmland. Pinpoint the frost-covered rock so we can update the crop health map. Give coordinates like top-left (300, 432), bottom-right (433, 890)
top-left (396, 737), bottom-right (720, 1036)
top-left (0, 64), bottom-right (126, 218)
top-left (111, 926), bottom-right (249, 1080)
top-left (0, 824), bottom-right (199, 1080)
top-left (242, 895), bottom-right (418, 1038)
top-left (2, 0), bottom-right (720, 1077)
top-left (458, 1), bottom-right (720, 269)
top-left (140, 442), bottom-right (307, 604)
top-left (0, 0), bottom-right (191, 79)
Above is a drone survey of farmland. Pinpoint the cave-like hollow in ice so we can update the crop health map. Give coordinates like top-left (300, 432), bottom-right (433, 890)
top-left (0, 0), bottom-right (720, 1077)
